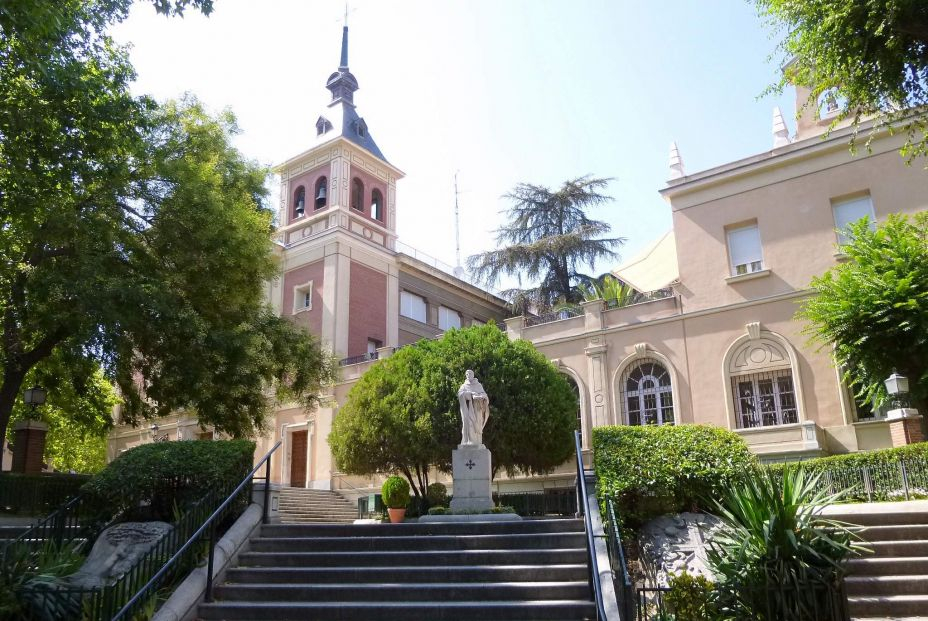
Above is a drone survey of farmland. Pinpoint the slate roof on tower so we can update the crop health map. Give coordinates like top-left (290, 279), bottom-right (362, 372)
top-left (312, 25), bottom-right (387, 161)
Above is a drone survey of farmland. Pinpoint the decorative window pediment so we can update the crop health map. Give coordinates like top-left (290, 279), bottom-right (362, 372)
top-left (729, 338), bottom-right (788, 375)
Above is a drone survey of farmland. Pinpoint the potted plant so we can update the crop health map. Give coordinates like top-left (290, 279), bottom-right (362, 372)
top-left (382, 475), bottom-right (410, 523)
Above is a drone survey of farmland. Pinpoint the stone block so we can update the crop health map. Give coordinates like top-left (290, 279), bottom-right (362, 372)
top-left (450, 446), bottom-right (493, 512)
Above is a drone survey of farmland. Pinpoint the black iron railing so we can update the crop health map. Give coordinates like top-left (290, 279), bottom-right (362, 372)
top-left (338, 351), bottom-right (379, 366)
top-left (606, 500), bottom-right (635, 620)
top-left (526, 307), bottom-right (583, 327)
top-left (109, 440), bottom-right (281, 620)
top-left (497, 488), bottom-right (576, 516)
top-left (772, 456), bottom-right (928, 503)
top-left (575, 430), bottom-right (609, 621)
top-left (10, 441), bottom-right (281, 621)
top-left (0, 472), bottom-right (90, 516)
top-left (604, 288), bottom-right (674, 310)
top-left (635, 581), bottom-right (849, 621)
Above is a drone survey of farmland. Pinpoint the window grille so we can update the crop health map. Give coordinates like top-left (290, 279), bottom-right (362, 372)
top-left (621, 358), bottom-right (674, 426)
top-left (731, 369), bottom-right (798, 428)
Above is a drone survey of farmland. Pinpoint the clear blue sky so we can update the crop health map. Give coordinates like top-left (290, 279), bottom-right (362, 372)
top-left (114, 0), bottom-right (794, 280)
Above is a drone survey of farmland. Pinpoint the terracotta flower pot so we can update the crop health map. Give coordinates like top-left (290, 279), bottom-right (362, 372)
top-left (387, 508), bottom-right (406, 523)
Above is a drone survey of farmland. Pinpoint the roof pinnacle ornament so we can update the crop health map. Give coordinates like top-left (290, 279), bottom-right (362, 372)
top-left (668, 142), bottom-right (686, 181)
top-left (772, 106), bottom-right (791, 148)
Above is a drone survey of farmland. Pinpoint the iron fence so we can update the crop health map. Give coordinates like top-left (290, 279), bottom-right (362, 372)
top-left (771, 455), bottom-right (928, 503)
top-left (525, 307), bottom-right (583, 327)
top-left (636, 580), bottom-right (849, 621)
top-left (496, 488), bottom-right (576, 516)
top-left (0, 472), bottom-right (90, 516)
top-left (606, 500), bottom-right (636, 620)
top-left (338, 351), bottom-right (379, 366)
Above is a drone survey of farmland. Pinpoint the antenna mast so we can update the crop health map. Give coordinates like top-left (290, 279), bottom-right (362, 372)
top-left (454, 172), bottom-right (462, 269)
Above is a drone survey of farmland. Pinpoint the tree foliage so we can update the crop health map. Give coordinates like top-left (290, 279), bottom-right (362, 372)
top-left (328, 324), bottom-right (577, 497)
top-left (467, 176), bottom-right (623, 313)
top-left (755, 0), bottom-right (928, 159)
top-left (797, 213), bottom-right (928, 410)
top-left (0, 0), bottom-right (336, 444)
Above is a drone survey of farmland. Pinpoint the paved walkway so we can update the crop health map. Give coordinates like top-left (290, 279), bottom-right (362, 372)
top-left (822, 499), bottom-right (928, 516)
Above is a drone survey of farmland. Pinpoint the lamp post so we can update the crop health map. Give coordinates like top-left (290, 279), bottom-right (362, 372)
top-left (884, 370), bottom-right (924, 447)
top-left (23, 386), bottom-right (47, 416)
top-left (12, 386), bottom-right (48, 473)
top-left (884, 371), bottom-right (910, 409)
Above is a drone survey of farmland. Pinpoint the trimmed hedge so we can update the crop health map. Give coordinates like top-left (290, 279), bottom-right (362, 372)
top-left (593, 424), bottom-right (757, 526)
top-left (82, 439), bottom-right (255, 521)
top-left (768, 441), bottom-right (928, 502)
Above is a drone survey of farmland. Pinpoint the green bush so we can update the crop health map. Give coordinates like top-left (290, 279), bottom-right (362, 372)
top-left (593, 425), bottom-right (757, 526)
top-left (707, 469), bottom-right (863, 620)
top-left (767, 441), bottom-right (928, 502)
top-left (665, 572), bottom-right (718, 621)
top-left (381, 475), bottom-right (411, 509)
top-left (426, 482), bottom-right (449, 508)
top-left (82, 439), bottom-right (255, 521)
top-left (427, 506), bottom-right (449, 515)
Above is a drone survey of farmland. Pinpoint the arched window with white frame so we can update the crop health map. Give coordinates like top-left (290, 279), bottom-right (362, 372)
top-left (620, 358), bottom-right (674, 426)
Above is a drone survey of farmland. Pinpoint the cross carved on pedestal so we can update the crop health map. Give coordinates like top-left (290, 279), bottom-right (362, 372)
top-left (465, 459), bottom-right (476, 470)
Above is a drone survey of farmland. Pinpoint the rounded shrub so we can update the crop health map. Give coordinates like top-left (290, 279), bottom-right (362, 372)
top-left (593, 424), bottom-right (757, 526)
top-left (426, 482), bottom-right (449, 508)
top-left (381, 475), bottom-right (411, 509)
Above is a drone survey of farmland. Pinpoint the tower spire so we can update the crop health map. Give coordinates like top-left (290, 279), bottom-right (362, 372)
top-left (326, 21), bottom-right (359, 105)
top-left (339, 18), bottom-right (349, 69)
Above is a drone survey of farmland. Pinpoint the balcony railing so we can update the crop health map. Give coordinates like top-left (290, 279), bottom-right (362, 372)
top-left (524, 307), bottom-right (583, 327)
top-left (338, 352), bottom-right (379, 367)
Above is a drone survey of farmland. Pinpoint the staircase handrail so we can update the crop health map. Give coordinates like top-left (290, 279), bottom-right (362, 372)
top-left (606, 499), bottom-right (636, 620)
top-left (575, 430), bottom-right (609, 621)
top-left (110, 440), bottom-right (282, 621)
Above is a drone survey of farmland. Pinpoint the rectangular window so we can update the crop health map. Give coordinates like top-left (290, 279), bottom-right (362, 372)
top-left (438, 306), bottom-right (461, 330)
top-left (832, 195), bottom-right (875, 246)
top-left (400, 291), bottom-right (427, 323)
top-left (367, 339), bottom-right (381, 356)
top-left (292, 281), bottom-right (313, 313)
top-left (732, 370), bottom-right (798, 428)
top-left (727, 224), bottom-right (764, 276)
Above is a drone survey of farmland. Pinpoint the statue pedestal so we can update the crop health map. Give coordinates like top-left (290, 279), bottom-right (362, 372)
top-left (450, 445), bottom-right (494, 512)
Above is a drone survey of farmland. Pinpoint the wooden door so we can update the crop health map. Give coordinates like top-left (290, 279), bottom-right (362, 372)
top-left (289, 430), bottom-right (308, 488)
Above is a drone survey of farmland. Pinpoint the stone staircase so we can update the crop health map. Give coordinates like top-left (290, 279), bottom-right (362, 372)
top-left (830, 502), bottom-right (928, 620)
top-left (277, 487), bottom-right (358, 524)
top-left (198, 518), bottom-right (596, 620)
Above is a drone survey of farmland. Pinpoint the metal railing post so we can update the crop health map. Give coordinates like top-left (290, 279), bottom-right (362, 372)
top-left (205, 522), bottom-right (216, 603)
top-left (263, 456), bottom-right (272, 524)
top-left (901, 458), bottom-right (910, 501)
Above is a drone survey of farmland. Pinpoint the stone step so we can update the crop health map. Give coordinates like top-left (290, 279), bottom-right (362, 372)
top-left (237, 548), bottom-right (589, 568)
top-left (275, 508), bottom-right (357, 516)
top-left (868, 540), bottom-right (928, 557)
top-left (212, 581), bottom-right (591, 603)
top-left (280, 515), bottom-right (355, 524)
top-left (224, 564), bottom-right (590, 585)
top-left (260, 519), bottom-right (583, 538)
top-left (846, 574), bottom-right (928, 597)
top-left (198, 600), bottom-right (597, 620)
top-left (860, 524), bottom-right (928, 542)
top-left (847, 595), bottom-right (928, 617)
top-left (847, 556), bottom-right (928, 576)
top-left (248, 533), bottom-right (586, 553)
top-left (827, 511), bottom-right (928, 527)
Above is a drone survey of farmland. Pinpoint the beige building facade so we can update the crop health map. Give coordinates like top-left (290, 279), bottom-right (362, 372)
top-left (508, 102), bottom-right (927, 462)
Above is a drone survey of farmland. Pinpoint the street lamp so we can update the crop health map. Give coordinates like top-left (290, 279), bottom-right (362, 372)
top-left (885, 371), bottom-right (910, 408)
top-left (23, 386), bottom-right (47, 416)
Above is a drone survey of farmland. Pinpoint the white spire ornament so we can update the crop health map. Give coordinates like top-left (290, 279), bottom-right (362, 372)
top-left (772, 107), bottom-right (791, 149)
top-left (668, 142), bottom-right (686, 181)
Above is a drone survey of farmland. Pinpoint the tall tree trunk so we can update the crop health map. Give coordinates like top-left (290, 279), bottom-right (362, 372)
top-left (0, 367), bottom-right (27, 451)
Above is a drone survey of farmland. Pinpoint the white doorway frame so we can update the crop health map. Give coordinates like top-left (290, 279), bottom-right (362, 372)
top-left (281, 421), bottom-right (314, 488)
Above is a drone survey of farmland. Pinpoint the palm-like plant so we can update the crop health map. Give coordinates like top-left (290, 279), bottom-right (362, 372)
top-left (577, 274), bottom-right (637, 307)
top-left (706, 468), bottom-right (864, 620)
top-left (467, 176), bottom-right (624, 314)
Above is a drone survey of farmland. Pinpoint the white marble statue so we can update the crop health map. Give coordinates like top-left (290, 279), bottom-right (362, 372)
top-left (457, 370), bottom-right (489, 447)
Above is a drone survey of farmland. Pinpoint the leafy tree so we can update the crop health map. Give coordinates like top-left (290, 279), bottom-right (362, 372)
top-left (467, 176), bottom-right (624, 313)
top-left (0, 0), bottom-right (336, 444)
top-left (329, 324), bottom-right (577, 497)
top-left (797, 213), bottom-right (928, 411)
top-left (755, 0), bottom-right (928, 158)
top-left (6, 350), bottom-right (118, 473)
